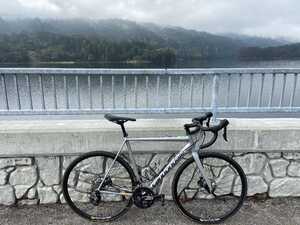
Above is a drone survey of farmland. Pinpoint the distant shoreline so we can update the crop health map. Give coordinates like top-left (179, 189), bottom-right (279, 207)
top-left (37, 60), bottom-right (152, 64)
top-left (0, 60), bottom-right (152, 65)
top-left (1, 58), bottom-right (300, 69)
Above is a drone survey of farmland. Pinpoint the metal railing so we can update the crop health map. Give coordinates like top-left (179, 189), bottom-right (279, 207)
top-left (0, 68), bottom-right (300, 116)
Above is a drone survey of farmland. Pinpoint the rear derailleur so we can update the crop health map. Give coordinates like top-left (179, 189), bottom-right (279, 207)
top-left (90, 176), bottom-right (112, 206)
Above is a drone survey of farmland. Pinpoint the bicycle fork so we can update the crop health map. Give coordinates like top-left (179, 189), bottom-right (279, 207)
top-left (191, 146), bottom-right (213, 192)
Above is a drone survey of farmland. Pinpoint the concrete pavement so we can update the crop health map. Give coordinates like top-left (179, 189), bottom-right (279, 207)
top-left (1, 198), bottom-right (300, 225)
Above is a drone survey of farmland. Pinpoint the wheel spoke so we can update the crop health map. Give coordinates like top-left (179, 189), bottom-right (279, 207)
top-left (63, 152), bottom-right (135, 221)
top-left (173, 153), bottom-right (247, 223)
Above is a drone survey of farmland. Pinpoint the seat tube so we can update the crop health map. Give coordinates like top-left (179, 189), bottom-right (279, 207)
top-left (125, 140), bottom-right (141, 183)
top-left (96, 140), bottom-right (126, 191)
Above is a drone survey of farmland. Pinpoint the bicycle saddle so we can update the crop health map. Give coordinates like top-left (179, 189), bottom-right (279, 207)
top-left (104, 114), bottom-right (136, 124)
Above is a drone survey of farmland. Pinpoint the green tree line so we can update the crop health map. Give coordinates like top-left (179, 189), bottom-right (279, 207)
top-left (239, 43), bottom-right (300, 60)
top-left (0, 32), bottom-right (176, 66)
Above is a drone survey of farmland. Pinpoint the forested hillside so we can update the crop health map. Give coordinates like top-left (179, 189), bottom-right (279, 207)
top-left (239, 43), bottom-right (300, 60)
top-left (0, 32), bottom-right (176, 65)
top-left (0, 18), bottom-right (292, 65)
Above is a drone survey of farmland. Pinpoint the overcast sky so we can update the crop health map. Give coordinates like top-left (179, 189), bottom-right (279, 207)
top-left (1, 0), bottom-right (299, 41)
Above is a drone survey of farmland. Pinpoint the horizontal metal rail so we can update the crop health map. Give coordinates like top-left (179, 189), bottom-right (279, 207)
top-left (2, 68), bottom-right (300, 75)
top-left (0, 68), bottom-right (300, 116)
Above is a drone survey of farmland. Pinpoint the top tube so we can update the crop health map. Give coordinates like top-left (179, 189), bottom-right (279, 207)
top-left (125, 136), bottom-right (189, 142)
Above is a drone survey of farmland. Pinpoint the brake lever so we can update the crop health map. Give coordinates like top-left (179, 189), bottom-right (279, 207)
top-left (223, 125), bottom-right (228, 142)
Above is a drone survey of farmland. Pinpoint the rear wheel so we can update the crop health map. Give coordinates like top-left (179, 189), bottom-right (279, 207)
top-left (172, 152), bottom-right (247, 224)
top-left (62, 151), bottom-right (137, 222)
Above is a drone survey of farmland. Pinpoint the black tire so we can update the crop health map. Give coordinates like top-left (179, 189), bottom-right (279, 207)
top-left (62, 151), bottom-right (137, 222)
top-left (172, 152), bottom-right (247, 224)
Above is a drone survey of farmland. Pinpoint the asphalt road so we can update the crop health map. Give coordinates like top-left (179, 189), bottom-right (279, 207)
top-left (1, 198), bottom-right (300, 225)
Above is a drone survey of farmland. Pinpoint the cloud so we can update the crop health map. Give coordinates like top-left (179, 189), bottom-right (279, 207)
top-left (0, 0), bottom-right (299, 40)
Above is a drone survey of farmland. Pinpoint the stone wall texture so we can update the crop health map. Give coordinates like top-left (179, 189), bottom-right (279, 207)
top-left (1, 152), bottom-right (300, 205)
top-left (1, 118), bottom-right (300, 205)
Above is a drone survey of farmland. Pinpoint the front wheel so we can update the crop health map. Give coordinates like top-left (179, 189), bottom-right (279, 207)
top-left (62, 151), bottom-right (137, 222)
top-left (172, 152), bottom-right (247, 224)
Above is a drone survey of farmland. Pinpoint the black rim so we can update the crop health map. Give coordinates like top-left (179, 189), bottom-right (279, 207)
top-left (172, 152), bottom-right (247, 224)
top-left (62, 151), bottom-right (137, 221)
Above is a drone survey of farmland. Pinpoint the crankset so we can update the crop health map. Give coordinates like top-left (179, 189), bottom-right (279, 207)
top-left (133, 187), bottom-right (165, 208)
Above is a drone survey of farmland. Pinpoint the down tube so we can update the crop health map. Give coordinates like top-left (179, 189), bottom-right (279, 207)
top-left (150, 142), bottom-right (193, 188)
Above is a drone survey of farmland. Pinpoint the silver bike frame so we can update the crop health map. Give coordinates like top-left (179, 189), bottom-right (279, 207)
top-left (98, 134), bottom-right (213, 191)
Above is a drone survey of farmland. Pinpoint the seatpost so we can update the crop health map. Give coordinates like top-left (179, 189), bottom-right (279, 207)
top-left (118, 122), bottom-right (128, 137)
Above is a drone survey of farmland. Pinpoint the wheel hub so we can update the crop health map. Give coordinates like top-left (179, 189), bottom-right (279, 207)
top-left (198, 177), bottom-right (216, 193)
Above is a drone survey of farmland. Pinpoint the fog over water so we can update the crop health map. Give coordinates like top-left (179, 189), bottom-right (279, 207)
top-left (1, 0), bottom-right (300, 41)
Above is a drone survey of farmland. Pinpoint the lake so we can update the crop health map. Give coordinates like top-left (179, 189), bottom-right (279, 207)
top-left (1, 59), bottom-right (300, 69)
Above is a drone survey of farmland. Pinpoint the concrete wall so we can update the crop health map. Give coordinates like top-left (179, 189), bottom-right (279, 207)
top-left (1, 118), bottom-right (300, 205)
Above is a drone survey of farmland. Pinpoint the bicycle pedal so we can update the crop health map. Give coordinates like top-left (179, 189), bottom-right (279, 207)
top-left (154, 194), bottom-right (165, 206)
top-left (161, 196), bottom-right (165, 206)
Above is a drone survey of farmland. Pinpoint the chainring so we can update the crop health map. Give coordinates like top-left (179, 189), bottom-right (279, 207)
top-left (133, 187), bottom-right (155, 209)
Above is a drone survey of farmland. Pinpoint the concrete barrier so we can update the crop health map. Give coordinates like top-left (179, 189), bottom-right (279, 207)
top-left (0, 118), bottom-right (300, 205)
top-left (1, 118), bottom-right (300, 156)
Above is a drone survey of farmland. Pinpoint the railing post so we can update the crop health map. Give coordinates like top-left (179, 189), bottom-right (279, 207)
top-left (211, 74), bottom-right (219, 122)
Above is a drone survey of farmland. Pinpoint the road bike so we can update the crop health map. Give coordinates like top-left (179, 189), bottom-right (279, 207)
top-left (62, 112), bottom-right (247, 224)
